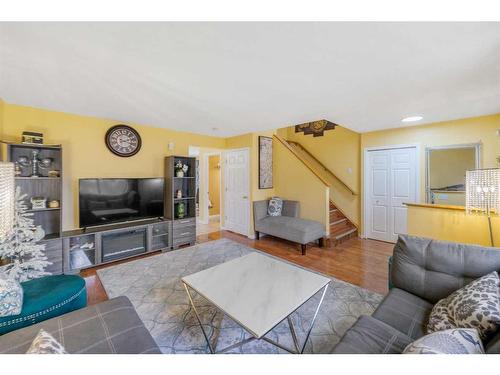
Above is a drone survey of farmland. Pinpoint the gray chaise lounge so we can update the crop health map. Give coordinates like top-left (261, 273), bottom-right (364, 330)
top-left (0, 296), bottom-right (160, 354)
top-left (253, 200), bottom-right (326, 255)
top-left (333, 235), bottom-right (500, 354)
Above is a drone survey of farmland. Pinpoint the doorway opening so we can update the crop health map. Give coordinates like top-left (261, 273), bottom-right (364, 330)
top-left (200, 154), bottom-right (221, 234)
top-left (191, 148), bottom-right (223, 236)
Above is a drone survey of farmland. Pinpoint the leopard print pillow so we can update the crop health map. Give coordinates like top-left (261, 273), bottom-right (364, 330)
top-left (427, 271), bottom-right (500, 340)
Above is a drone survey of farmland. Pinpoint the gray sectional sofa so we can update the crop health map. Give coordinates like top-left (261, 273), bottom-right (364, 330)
top-left (333, 235), bottom-right (500, 354)
top-left (253, 200), bottom-right (326, 255)
top-left (0, 296), bottom-right (160, 354)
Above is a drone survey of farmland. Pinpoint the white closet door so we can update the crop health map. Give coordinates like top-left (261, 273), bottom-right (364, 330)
top-left (222, 149), bottom-right (250, 236)
top-left (367, 150), bottom-right (391, 241)
top-left (366, 147), bottom-right (417, 242)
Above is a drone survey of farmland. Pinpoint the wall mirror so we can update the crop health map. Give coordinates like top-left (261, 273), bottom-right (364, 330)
top-left (426, 143), bottom-right (481, 206)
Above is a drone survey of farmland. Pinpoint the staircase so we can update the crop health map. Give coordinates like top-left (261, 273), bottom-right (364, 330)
top-left (273, 134), bottom-right (359, 245)
top-left (329, 201), bottom-right (358, 245)
top-left (280, 136), bottom-right (359, 245)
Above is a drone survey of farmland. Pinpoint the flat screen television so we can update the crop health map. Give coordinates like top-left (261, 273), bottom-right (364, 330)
top-left (79, 178), bottom-right (164, 228)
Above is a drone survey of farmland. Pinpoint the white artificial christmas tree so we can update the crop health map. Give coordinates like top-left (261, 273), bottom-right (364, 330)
top-left (0, 187), bottom-right (51, 282)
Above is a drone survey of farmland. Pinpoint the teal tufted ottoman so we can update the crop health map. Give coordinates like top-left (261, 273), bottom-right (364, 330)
top-left (0, 275), bottom-right (87, 335)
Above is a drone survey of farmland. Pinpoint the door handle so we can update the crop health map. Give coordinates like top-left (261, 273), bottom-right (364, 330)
top-left (242, 196), bottom-right (248, 199)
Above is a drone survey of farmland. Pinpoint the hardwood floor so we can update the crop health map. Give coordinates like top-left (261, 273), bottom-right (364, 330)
top-left (81, 230), bottom-right (394, 306)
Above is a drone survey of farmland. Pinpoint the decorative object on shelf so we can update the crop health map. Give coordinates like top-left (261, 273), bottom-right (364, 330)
top-left (175, 160), bottom-right (189, 177)
top-left (31, 197), bottom-right (47, 210)
top-left (0, 187), bottom-right (51, 282)
top-left (48, 170), bottom-right (60, 178)
top-left (16, 155), bottom-right (29, 177)
top-left (30, 150), bottom-right (41, 177)
top-left (295, 119), bottom-right (337, 137)
top-left (176, 189), bottom-right (182, 199)
top-left (0, 162), bottom-right (15, 243)
top-left (14, 162), bottom-right (22, 177)
top-left (466, 168), bottom-right (500, 246)
top-left (39, 157), bottom-right (52, 169)
top-left (22, 131), bottom-right (43, 145)
top-left (16, 151), bottom-right (53, 178)
top-left (105, 124), bottom-right (142, 157)
top-left (176, 202), bottom-right (186, 218)
top-left (258, 136), bottom-right (273, 189)
top-left (48, 200), bottom-right (60, 209)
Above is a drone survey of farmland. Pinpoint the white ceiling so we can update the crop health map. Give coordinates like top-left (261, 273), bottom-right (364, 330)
top-left (1, 22), bottom-right (500, 136)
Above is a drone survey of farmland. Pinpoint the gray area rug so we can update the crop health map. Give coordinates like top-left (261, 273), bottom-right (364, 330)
top-left (97, 238), bottom-right (383, 353)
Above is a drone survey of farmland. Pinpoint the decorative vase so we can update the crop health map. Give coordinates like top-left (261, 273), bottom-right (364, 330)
top-left (176, 202), bottom-right (186, 219)
top-left (176, 169), bottom-right (184, 178)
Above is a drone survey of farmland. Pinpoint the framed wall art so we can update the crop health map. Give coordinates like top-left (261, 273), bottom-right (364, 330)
top-left (258, 136), bottom-right (273, 189)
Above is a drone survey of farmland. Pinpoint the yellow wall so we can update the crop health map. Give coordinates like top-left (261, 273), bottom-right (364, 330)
top-left (273, 137), bottom-right (330, 233)
top-left (361, 114), bottom-right (500, 243)
top-left (1, 102), bottom-right (226, 230)
top-left (282, 125), bottom-right (361, 226)
top-left (408, 206), bottom-right (500, 247)
top-left (208, 155), bottom-right (221, 216)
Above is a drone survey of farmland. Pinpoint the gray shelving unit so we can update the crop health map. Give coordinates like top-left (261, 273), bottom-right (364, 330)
top-left (0, 141), bottom-right (64, 275)
top-left (164, 156), bottom-right (197, 248)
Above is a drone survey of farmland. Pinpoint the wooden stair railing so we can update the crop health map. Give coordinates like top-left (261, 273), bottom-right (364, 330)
top-left (273, 134), bottom-right (330, 187)
top-left (286, 140), bottom-right (357, 196)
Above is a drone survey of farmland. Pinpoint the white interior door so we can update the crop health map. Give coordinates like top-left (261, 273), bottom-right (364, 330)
top-left (223, 149), bottom-right (250, 236)
top-left (366, 147), bottom-right (417, 242)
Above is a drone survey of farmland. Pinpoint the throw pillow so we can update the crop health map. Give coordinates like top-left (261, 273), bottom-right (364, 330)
top-left (0, 276), bottom-right (23, 317)
top-left (427, 271), bottom-right (500, 340)
top-left (403, 328), bottom-right (484, 354)
top-left (268, 197), bottom-right (283, 217)
top-left (26, 329), bottom-right (67, 354)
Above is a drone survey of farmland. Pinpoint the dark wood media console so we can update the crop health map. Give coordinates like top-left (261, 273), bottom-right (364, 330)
top-left (62, 218), bottom-right (171, 274)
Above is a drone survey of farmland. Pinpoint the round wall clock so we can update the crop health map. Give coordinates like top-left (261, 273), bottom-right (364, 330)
top-left (105, 125), bottom-right (142, 157)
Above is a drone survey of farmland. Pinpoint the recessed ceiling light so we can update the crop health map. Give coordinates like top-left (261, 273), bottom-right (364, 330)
top-left (401, 116), bottom-right (423, 123)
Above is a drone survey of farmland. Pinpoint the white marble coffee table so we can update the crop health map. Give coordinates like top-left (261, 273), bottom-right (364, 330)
top-left (181, 252), bottom-right (330, 354)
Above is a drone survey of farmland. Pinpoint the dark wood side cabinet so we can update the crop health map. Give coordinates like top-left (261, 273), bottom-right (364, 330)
top-left (164, 156), bottom-right (196, 249)
top-left (1, 141), bottom-right (64, 274)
